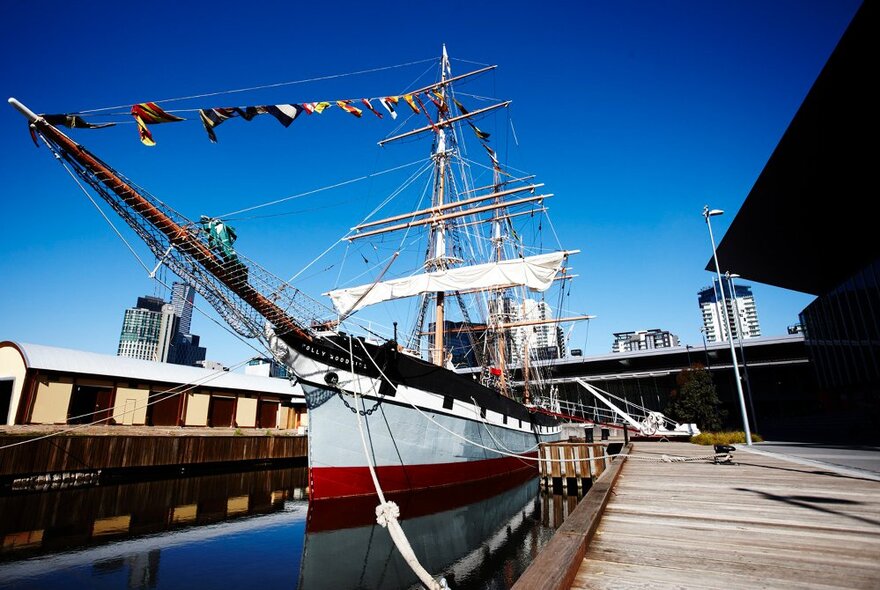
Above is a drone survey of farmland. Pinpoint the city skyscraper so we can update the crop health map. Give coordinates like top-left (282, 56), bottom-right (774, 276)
top-left (155, 303), bottom-right (179, 362)
top-left (698, 278), bottom-right (761, 343)
top-left (117, 291), bottom-right (206, 365)
top-left (512, 299), bottom-right (563, 362)
top-left (117, 296), bottom-right (167, 361)
top-left (171, 282), bottom-right (195, 337)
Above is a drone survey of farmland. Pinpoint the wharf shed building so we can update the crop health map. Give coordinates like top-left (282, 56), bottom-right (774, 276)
top-left (708, 1), bottom-right (879, 439)
top-left (457, 334), bottom-right (817, 437)
top-left (0, 341), bottom-right (306, 431)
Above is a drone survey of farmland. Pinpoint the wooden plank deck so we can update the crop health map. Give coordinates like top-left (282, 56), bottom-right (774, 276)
top-left (573, 442), bottom-right (880, 589)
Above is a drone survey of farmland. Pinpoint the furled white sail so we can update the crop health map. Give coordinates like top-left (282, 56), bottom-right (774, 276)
top-left (326, 251), bottom-right (570, 315)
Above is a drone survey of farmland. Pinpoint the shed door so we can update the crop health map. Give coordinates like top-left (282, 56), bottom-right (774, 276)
top-left (150, 393), bottom-right (180, 426)
top-left (0, 380), bottom-right (12, 425)
top-left (257, 400), bottom-right (278, 429)
top-left (209, 397), bottom-right (235, 428)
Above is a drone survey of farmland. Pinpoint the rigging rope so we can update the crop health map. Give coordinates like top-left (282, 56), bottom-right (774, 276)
top-left (218, 159), bottom-right (428, 219)
top-left (76, 58), bottom-right (439, 115)
top-left (48, 142), bottom-right (274, 359)
top-left (284, 160), bottom-right (434, 286)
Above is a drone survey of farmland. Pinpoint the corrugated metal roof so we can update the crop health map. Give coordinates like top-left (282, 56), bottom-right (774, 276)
top-left (6, 342), bottom-right (303, 398)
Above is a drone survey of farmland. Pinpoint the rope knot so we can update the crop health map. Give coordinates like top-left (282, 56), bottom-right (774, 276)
top-left (375, 501), bottom-right (400, 527)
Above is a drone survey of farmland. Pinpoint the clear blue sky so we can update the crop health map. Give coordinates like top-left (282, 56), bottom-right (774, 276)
top-left (0, 0), bottom-right (861, 366)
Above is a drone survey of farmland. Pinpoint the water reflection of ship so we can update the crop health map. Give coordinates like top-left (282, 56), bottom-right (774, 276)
top-left (299, 471), bottom-right (546, 589)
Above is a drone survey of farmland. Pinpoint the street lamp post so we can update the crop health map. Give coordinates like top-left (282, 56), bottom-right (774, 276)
top-left (700, 327), bottom-right (711, 368)
top-left (726, 272), bottom-right (759, 433)
top-left (703, 206), bottom-right (752, 446)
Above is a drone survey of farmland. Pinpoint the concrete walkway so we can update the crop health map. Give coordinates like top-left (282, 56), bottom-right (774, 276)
top-left (751, 441), bottom-right (880, 477)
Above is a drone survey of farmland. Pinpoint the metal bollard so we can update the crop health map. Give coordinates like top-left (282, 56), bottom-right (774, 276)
top-left (624, 426), bottom-right (630, 445)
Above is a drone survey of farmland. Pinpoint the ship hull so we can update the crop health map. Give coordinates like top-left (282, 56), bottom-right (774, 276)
top-left (304, 383), bottom-right (556, 499)
top-left (272, 331), bottom-right (561, 500)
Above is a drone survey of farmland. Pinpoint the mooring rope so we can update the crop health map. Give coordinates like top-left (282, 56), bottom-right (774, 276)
top-left (346, 336), bottom-right (447, 590)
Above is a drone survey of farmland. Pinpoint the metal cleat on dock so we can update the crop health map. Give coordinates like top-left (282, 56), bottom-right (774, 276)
top-left (713, 444), bottom-right (736, 465)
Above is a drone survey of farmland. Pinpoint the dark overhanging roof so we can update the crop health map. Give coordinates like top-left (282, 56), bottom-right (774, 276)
top-left (708, 2), bottom-right (876, 296)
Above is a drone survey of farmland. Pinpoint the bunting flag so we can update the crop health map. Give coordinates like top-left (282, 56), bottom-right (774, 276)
top-left (426, 91), bottom-right (448, 114)
top-left (121, 89), bottom-right (491, 147)
top-left (302, 101), bottom-right (332, 114)
top-left (130, 102), bottom-right (185, 124)
top-left (235, 106), bottom-right (261, 120)
top-left (483, 143), bottom-right (500, 170)
top-left (43, 114), bottom-right (116, 129)
top-left (336, 100), bottom-right (363, 118)
top-left (133, 116), bottom-right (156, 146)
top-left (130, 102), bottom-right (184, 146)
top-left (403, 94), bottom-right (420, 114)
top-left (199, 108), bottom-right (238, 143)
top-left (265, 104), bottom-right (304, 127)
top-left (467, 120), bottom-right (490, 141)
top-left (361, 98), bottom-right (383, 119)
top-left (414, 94), bottom-right (438, 131)
top-left (379, 97), bottom-right (398, 119)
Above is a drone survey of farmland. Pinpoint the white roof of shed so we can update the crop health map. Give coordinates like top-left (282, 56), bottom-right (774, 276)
top-left (6, 342), bottom-right (302, 398)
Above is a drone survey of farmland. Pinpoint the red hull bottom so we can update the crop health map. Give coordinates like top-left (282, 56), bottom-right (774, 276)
top-left (310, 454), bottom-right (538, 500)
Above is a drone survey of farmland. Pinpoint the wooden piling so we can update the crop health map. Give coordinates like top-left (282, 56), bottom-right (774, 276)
top-left (539, 441), bottom-right (607, 491)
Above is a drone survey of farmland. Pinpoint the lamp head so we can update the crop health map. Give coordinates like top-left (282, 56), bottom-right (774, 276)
top-left (703, 207), bottom-right (724, 218)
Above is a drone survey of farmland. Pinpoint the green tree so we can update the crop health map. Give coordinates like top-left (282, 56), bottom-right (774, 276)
top-left (666, 365), bottom-right (725, 431)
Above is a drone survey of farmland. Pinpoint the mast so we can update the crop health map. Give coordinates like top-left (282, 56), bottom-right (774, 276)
top-left (489, 145), bottom-right (511, 395)
top-left (430, 45), bottom-right (451, 366)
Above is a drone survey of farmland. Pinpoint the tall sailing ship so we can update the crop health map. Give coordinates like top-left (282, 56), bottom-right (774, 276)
top-left (9, 47), bottom-right (590, 500)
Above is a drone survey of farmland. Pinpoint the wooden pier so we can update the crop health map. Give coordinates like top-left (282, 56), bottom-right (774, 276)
top-left (518, 442), bottom-right (880, 589)
top-left (0, 428), bottom-right (307, 488)
top-left (539, 441), bottom-right (610, 491)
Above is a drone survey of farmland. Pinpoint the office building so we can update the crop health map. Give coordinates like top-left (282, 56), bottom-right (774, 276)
top-left (117, 292), bottom-right (206, 366)
top-left (427, 321), bottom-right (487, 369)
top-left (709, 3), bottom-right (877, 440)
top-left (173, 333), bottom-right (206, 366)
top-left (117, 296), bottom-right (167, 361)
top-left (171, 282), bottom-right (195, 336)
top-left (155, 304), bottom-right (179, 362)
top-left (611, 329), bottom-right (680, 353)
top-left (513, 299), bottom-right (563, 362)
top-left (698, 278), bottom-right (761, 343)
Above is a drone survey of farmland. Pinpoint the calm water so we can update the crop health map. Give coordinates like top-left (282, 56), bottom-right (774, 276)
top-left (0, 467), bottom-right (582, 589)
